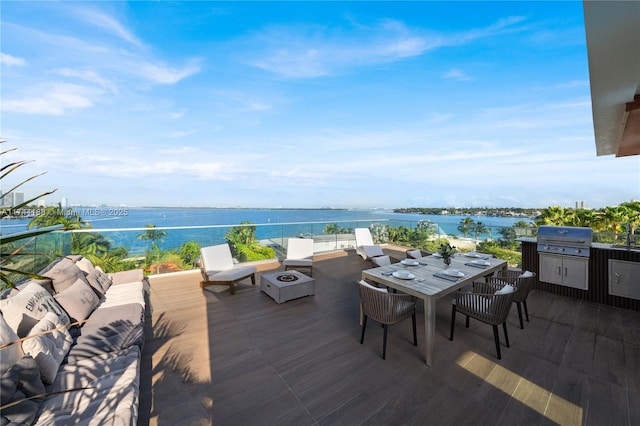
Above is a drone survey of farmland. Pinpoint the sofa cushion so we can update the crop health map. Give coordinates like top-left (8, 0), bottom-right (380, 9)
top-left (110, 269), bottom-right (143, 286)
top-left (0, 314), bottom-right (22, 376)
top-left (36, 347), bottom-right (140, 426)
top-left (21, 312), bottom-right (74, 384)
top-left (1, 355), bottom-right (45, 426)
top-left (0, 282), bottom-right (70, 337)
top-left (54, 278), bottom-right (101, 322)
top-left (65, 303), bottom-right (144, 364)
top-left (100, 281), bottom-right (146, 309)
top-left (40, 256), bottom-right (89, 293)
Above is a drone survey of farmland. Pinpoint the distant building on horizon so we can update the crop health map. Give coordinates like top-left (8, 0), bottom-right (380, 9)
top-left (576, 200), bottom-right (588, 209)
top-left (0, 191), bottom-right (25, 207)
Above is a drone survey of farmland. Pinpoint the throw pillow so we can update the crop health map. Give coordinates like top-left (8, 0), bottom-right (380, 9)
top-left (406, 249), bottom-right (422, 259)
top-left (519, 270), bottom-right (534, 278)
top-left (21, 312), bottom-right (73, 384)
top-left (75, 257), bottom-right (95, 275)
top-left (0, 314), bottom-right (23, 376)
top-left (54, 279), bottom-right (100, 322)
top-left (495, 284), bottom-right (515, 295)
top-left (359, 279), bottom-right (388, 293)
top-left (0, 282), bottom-right (70, 337)
top-left (40, 256), bottom-right (89, 293)
top-left (84, 269), bottom-right (107, 298)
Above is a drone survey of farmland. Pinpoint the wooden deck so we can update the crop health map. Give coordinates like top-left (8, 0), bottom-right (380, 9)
top-left (139, 248), bottom-right (640, 425)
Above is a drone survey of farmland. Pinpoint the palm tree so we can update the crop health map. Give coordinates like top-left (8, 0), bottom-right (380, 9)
top-left (457, 217), bottom-right (475, 238)
top-left (136, 224), bottom-right (168, 247)
top-left (471, 221), bottom-right (489, 241)
top-left (535, 205), bottom-right (571, 226)
top-left (0, 142), bottom-right (58, 288)
top-left (27, 204), bottom-right (86, 230)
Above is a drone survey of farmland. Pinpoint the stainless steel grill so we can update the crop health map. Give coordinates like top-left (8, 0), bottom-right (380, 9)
top-left (537, 225), bottom-right (593, 257)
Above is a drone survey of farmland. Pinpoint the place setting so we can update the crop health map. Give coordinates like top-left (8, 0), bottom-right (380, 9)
top-left (464, 259), bottom-right (492, 269)
top-left (433, 268), bottom-right (466, 282)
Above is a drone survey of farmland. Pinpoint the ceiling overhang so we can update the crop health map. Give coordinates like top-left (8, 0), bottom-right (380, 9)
top-left (583, 0), bottom-right (640, 157)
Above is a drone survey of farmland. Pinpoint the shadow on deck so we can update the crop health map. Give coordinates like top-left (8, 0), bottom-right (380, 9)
top-left (139, 248), bottom-right (640, 425)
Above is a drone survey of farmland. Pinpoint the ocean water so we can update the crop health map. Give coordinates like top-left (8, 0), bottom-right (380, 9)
top-left (1, 208), bottom-right (531, 255)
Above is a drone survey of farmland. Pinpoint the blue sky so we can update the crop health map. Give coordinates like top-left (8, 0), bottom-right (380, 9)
top-left (2, 1), bottom-right (638, 209)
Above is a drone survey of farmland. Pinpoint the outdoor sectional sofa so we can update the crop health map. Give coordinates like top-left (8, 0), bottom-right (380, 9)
top-left (0, 255), bottom-right (148, 425)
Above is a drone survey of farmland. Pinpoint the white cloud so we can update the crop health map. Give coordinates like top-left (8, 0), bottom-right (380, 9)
top-left (52, 68), bottom-right (117, 92)
top-left (133, 59), bottom-right (202, 84)
top-left (1, 82), bottom-right (101, 115)
top-left (244, 15), bottom-right (528, 78)
top-left (0, 52), bottom-right (26, 66)
top-left (443, 68), bottom-right (472, 81)
top-left (71, 7), bottom-right (145, 48)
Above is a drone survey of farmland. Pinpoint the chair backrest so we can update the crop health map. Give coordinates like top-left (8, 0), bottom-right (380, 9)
top-left (406, 249), bottom-right (423, 259)
top-left (371, 255), bottom-right (392, 267)
top-left (286, 238), bottom-right (314, 260)
top-left (200, 244), bottom-right (234, 272)
top-left (355, 228), bottom-right (374, 246)
top-left (497, 270), bottom-right (537, 302)
top-left (358, 280), bottom-right (415, 325)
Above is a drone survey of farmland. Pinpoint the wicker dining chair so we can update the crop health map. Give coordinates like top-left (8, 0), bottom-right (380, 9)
top-left (371, 255), bottom-right (392, 267)
top-left (496, 270), bottom-right (537, 329)
top-left (358, 280), bottom-right (417, 360)
top-left (450, 278), bottom-right (516, 359)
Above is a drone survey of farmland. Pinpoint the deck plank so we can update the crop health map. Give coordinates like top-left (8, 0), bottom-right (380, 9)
top-left (139, 248), bottom-right (640, 425)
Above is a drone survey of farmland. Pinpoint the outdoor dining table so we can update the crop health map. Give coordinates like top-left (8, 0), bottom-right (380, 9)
top-left (361, 252), bottom-right (508, 366)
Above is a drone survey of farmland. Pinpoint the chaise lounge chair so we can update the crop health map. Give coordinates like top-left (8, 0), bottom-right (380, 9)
top-left (199, 243), bottom-right (257, 295)
top-left (355, 228), bottom-right (384, 260)
top-left (282, 238), bottom-right (314, 276)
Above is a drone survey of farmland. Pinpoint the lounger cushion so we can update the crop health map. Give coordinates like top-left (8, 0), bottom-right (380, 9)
top-left (205, 265), bottom-right (256, 282)
top-left (22, 312), bottom-right (74, 384)
top-left (0, 282), bottom-right (70, 337)
top-left (36, 347), bottom-right (140, 426)
top-left (282, 259), bottom-right (313, 267)
top-left (110, 269), bottom-right (144, 286)
top-left (1, 355), bottom-right (45, 426)
top-left (99, 281), bottom-right (146, 309)
top-left (0, 314), bottom-right (22, 376)
top-left (65, 303), bottom-right (144, 364)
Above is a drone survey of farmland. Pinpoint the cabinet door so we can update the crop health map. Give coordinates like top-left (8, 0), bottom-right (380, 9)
top-left (562, 257), bottom-right (589, 290)
top-left (539, 254), bottom-right (563, 285)
top-left (609, 260), bottom-right (640, 300)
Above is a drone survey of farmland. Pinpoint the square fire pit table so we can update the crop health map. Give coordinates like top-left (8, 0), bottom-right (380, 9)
top-left (260, 270), bottom-right (315, 304)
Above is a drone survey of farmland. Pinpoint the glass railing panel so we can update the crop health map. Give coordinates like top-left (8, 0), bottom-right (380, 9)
top-left (1, 219), bottom-right (536, 280)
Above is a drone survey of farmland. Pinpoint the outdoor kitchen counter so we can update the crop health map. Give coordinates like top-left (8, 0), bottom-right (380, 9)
top-left (519, 238), bottom-right (640, 311)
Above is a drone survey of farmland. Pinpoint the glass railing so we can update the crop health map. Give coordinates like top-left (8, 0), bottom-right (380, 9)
top-left (2, 219), bottom-right (543, 282)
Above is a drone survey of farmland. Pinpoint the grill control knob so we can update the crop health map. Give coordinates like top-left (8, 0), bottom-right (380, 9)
top-left (560, 247), bottom-right (565, 252)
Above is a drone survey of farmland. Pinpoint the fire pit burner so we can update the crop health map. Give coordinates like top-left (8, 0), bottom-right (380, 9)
top-left (277, 274), bottom-right (299, 282)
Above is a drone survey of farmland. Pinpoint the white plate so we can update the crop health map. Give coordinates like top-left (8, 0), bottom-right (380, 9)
top-left (432, 253), bottom-right (443, 258)
top-left (471, 260), bottom-right (491, 266)
top-left (392, 271), bottom-right (415, 280)
top-left (442, 269), bottom-right (465, 277)
top-left (401, 259), bottom-right (419, 266)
